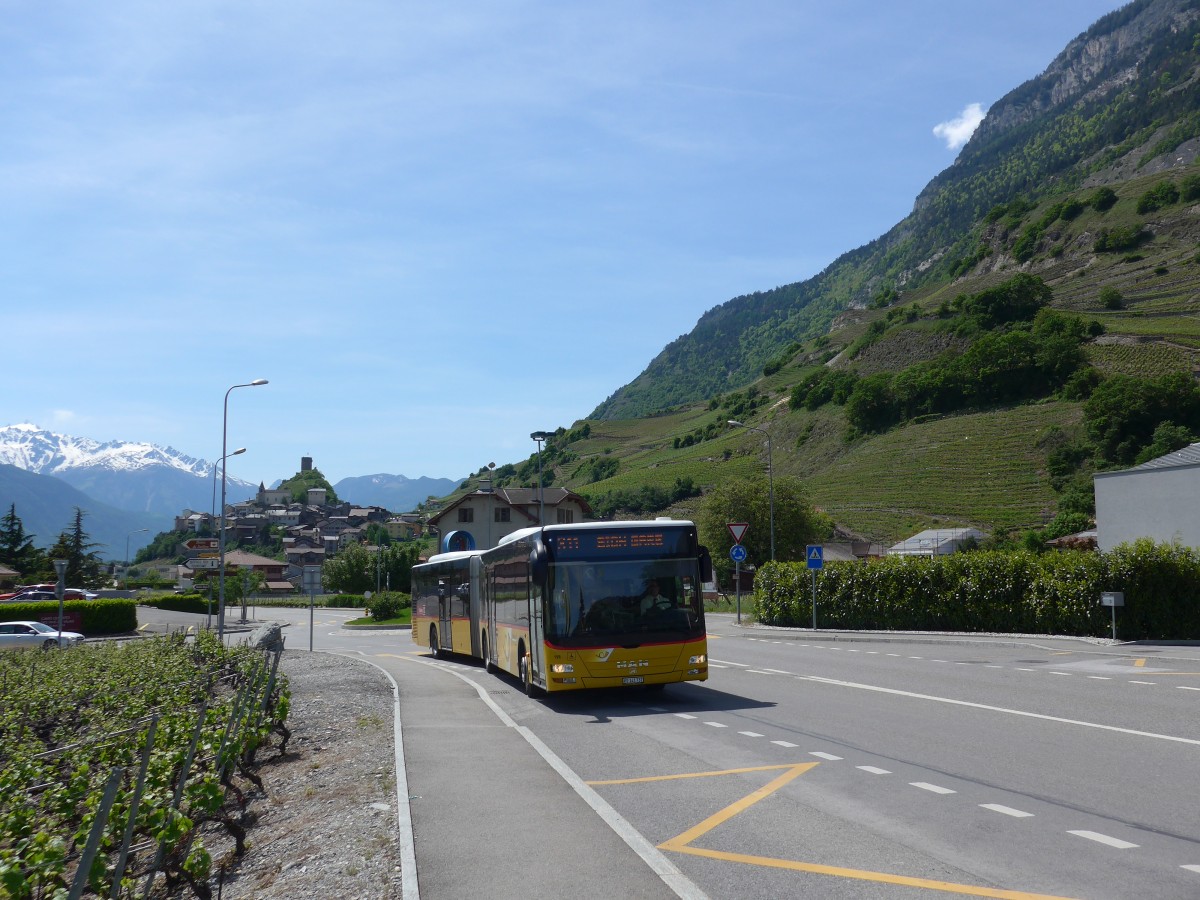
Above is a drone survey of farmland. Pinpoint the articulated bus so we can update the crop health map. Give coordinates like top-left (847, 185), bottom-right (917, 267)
top-left (412, 519), bottom-right (712, 694)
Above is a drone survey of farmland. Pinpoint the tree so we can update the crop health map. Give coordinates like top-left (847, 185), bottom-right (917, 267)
top-left (379, 542), bottom-right (422, 593)
top-left (322, 543), bottom-right (375, 594)
top-left (697, 476), bottom-right (833, 587)
top-left (1084, 372), bottom-right (1200, 466)
top-left (0, 504), bottom-right (45, 578)
top-left (845, 373), bottom-right (899, 434)
top-left (45, 507), bottom-right (106, 587)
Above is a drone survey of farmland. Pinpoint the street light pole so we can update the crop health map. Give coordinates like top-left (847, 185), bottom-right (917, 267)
top-left (219, 379), bottom-right (268, 639)
top-left (124, 528), bottom-right (149, 588)
top-left (212, 447), bottom-right (246, 520)
top-left (530, 432), bottom-right (550, 526)
top-left (729, 419), bottom-right (775, 561)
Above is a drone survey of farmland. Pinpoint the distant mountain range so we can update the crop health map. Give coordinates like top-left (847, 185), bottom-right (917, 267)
top-left (0, 463), bottom-right (165, 561)
top-left (0, 424), bottom-right (460, 556)
top-left (332, 473), bottom-right (460, 511)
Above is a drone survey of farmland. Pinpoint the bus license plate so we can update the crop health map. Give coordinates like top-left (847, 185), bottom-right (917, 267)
top-left (622, 676), bottom-right (644, 685)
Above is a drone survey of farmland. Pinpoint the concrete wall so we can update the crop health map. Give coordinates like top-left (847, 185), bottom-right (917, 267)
top-left (1094, 463), bottom-right (1200, 551)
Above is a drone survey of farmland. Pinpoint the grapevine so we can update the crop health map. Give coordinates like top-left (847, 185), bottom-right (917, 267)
top-left (0, 631), bottom-right (291, 898)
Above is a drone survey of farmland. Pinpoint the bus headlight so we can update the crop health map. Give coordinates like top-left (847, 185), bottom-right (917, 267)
top-left (551, 663), bottom-right (575, 674)
top-left (688, 654), bottom-right (706, 665)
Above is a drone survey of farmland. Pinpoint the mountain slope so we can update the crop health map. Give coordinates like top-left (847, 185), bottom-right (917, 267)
top-left (0, 464), bottom-right (166, 560)
top-left (593, 0), bottom-right (1200, 420)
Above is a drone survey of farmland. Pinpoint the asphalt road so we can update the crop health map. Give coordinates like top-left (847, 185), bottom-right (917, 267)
top-left (144, 604), bottom-right (1200, 899)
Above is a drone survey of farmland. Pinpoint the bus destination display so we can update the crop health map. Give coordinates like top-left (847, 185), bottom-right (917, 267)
top-left (549, 529), bottom-right (689, 560)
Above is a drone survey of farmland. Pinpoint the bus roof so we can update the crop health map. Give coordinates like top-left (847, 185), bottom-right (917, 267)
top-left (495, 518), bottom-right (695, 549)
top-left (423, 549), bottom-right (484, 565)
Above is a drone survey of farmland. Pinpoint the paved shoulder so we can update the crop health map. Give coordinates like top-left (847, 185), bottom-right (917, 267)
top-left (396, 656), bottom-right (682, 900)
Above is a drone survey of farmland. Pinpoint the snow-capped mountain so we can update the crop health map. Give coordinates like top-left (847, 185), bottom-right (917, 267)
top-left (0, 424), bottom-right (256, 517)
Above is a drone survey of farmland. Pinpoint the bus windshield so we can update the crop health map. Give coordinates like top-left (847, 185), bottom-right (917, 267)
top-left (545, 559), bottom-right (704, 645)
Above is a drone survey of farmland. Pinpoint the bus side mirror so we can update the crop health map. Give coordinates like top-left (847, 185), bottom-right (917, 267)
top-left (529, 540), bottom-right (548, 582)
top-left (698, 546), bottom-right (713, 583)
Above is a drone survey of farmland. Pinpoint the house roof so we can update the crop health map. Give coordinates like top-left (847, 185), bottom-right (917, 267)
top-left (1132, 441), bottom-right (1200, 471)
top-left (887, 528), bottom-right (985, 554)
top-left (429, 487), bottom-right (593, 527)
top-left (223, 550), bottom-right (287, 567)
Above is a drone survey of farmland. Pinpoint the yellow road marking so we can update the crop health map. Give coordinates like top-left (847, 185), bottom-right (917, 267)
top-left (1134, 658), bottom-right (1146, 668)
top-left (588, 764), bottom-right (797, 786)
top-left (594, 763), bottom-right (1079, 900)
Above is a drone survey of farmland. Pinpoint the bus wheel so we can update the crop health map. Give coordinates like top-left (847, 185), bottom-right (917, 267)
top-left (482, 633), bottom-right (494, 674)
top-left (518, 642), bottom-right (535, 696)
top-left (429, 626), bottom-right (440, 658)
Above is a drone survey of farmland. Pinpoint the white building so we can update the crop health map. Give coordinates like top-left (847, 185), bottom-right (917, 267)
top-left (1094, 442), bottom-right (1200, 552)
top-left (886, 528), bottom-right (986, 557)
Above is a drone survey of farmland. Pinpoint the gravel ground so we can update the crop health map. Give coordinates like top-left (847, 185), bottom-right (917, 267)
top-left (200, 650), bottom-right (405, 900)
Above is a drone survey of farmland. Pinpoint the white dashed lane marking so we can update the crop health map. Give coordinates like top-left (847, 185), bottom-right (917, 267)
top-left (981, 804), bottom-right (1034, 818)
top-left (911, 782), bottom-right (957, 795)
top-left (1069, 831), bottom-right (1139, 850)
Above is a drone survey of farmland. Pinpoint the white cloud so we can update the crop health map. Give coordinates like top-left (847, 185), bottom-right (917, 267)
top-left (933, 102), bottom-right (985, 150)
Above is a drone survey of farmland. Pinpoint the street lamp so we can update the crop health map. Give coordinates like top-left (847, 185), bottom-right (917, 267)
top-left (53, 559), bottom-right (67, 648)
top-left (211, 447), bottom-right (247, 519)
top-left (530, 432), bottom-right (551, 525)
top-left (219, 378), bottom-right (268, 639)
top-left (729, 419), bottom-right (775, 561)
top-left (124, 528), bottom-right (149, 588)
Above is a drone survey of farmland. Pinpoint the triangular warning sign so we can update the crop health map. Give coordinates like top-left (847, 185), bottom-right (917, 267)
top-left (809, 546), bottom-right (823, 561)
top-left (727, 522), bottom-right (749, 544)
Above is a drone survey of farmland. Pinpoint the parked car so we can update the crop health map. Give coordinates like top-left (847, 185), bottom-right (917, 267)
top-left (0, 620), bottom-right (85, 650)
top-left (0, 585), bottom-right (97, 602)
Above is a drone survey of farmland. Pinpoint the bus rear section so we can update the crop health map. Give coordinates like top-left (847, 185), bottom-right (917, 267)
top-left (411, 550), bottom-right (484, 660)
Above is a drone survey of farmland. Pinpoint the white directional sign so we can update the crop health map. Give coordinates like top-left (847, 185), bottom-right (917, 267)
top-left (727, 522), bottom-right (749, 544)
top-left (187, 557), bottom-right (221, 570)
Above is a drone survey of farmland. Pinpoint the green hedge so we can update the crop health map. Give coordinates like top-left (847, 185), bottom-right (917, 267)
top-left (137, 593), bottom-right (212, 615)
top-left (755, 540), bottom-right (1200, 640)
top-left (0, 599), bottom-right (138, 636)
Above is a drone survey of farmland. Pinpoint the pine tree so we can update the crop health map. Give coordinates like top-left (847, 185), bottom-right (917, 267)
top-left (0, 503), bottom-right (45, 578)
top-left (46, 507), bottom-right (106, 587)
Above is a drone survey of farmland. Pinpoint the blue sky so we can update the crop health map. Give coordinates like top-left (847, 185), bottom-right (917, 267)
top-left (2, 1), bottom-right (1126, 486)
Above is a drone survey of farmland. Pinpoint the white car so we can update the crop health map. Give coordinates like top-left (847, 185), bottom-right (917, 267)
top-left (0, 620), bottom-right (85, 650)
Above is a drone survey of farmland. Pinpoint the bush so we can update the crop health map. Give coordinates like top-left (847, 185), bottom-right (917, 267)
top-left (1136, 180), bottom-right (1180, 214)
top-left (1088, 186), bottom-right (1118, 212)
top-left (1181, 174), bottom-right (1200, 202)
top-left (1094, 225), bottom-right (1149, 253)
top-left (365, 592), bottom-right (410, 620)
top-left (754, 541), bottom-right (1200, 639)
top-left (138, 591), bottom-right (215, 614)
top-left (1099, 286), bottom-right (1124, 310)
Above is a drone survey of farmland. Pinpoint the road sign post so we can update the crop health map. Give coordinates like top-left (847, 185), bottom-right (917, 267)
top-left (303, 565), bottom-right (323, 651)
top-left (730, 543), bottom-right (748, 624)
top-left (1101, 591), bottom-right (1124, 640)
top-left (807, 546), bottom-right (824, 629)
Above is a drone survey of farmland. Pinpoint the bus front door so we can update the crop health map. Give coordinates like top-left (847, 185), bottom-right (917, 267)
top-left (528, 583), bottom-right (545, 685)
top-left (438, 581), bottom-right (452, 653)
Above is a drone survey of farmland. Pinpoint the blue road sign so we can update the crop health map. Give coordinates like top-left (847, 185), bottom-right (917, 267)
top-left (806, 545), bottom-right (824, 569)
top-left (730, 543), bottom-right (748, 563)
